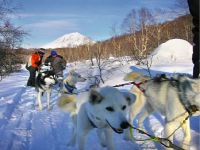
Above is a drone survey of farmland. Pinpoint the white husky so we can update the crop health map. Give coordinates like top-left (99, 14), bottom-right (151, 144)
top-left (58, 86), bottom-right (136, 150)
top-left (124, 72), bottom-right (200, 149)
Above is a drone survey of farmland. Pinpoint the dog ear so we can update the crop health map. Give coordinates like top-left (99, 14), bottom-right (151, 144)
top-left (122, 91), bottom-right (136, 105)
top-left (89, 89), bottom-right (104, 104)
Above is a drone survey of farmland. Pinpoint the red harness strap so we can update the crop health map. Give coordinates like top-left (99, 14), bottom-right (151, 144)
top-left (132, 80), bottom-right (148, 93)
top-left (113, 80), bottom-right (148, 93)
top-left (133, 82), bottom-right (145, 93)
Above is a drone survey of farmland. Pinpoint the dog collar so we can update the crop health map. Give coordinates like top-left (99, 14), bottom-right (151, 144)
top-left (88, 116), bottom-right (98, 128)
top-left (64, 82), bottom-right (77, 94)
top-left (86, 111), bottom-right (98, 128)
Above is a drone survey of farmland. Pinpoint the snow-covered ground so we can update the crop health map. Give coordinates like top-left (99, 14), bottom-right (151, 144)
top-left (0, 39), bottom-right (199, 150)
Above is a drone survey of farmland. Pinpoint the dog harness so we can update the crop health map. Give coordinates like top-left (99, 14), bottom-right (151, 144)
top-left (175, 77), bottom-right (199, 115)
top-left (64, 82), bottom-right (77, 94)
top-left (113, 80), bottom-right (148, 93)
top-left (133, 81), bottom-right (147, 93)
top-left (86, 111), bottom-right (107, 129)
top-left (153, 75), bottom-right (199, 115)
top-left (86, 111), bottom-right (98, 128)
top-left (87, 115), bottom-right (98, 128)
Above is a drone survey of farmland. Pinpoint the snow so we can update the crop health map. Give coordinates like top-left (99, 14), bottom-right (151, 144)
top-left (42, 32), bottom-right (95, 49)
top-left (0, 39), bottom-right (199, 150)
top-left (150, 39), bottom-right (193, 65)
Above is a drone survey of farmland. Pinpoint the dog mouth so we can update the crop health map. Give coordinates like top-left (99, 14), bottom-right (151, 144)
top-left (50, 83), bottom-right (55, 86)
top-left (106, 120), bottom-right (123, 134)
top-left (49, 81), bottom-right (56, 86)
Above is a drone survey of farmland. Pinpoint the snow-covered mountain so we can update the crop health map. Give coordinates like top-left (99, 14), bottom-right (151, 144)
top-left (42, 32), bottom-right (95, 49)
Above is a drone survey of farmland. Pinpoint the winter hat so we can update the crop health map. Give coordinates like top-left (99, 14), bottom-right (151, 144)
top-left (51, 50), bottom-right (57, 57)
top-left (38, 48), bottom-right (45, 54)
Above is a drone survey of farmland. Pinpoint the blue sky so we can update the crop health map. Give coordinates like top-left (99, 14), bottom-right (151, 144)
top-left (12, 0), bottom-right (187, 48)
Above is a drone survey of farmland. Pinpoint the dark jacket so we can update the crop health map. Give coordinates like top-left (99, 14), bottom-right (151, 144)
top-left (45, 55), bottom-right (66, 74)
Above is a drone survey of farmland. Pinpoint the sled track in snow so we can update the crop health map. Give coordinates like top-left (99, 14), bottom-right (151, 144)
top-left (0, 87), bottom-right (26, 129)
top-left (0, 87), bottom-right (37, 150)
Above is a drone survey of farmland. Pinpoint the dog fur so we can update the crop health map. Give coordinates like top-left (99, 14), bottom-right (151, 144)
top-left (35, 69), bottom-right (57, 110)
top-left (59, 70), bottom-right (86, 95)
top-left (58, 86), bottom-right (136, 150)
top-left (124, 72), bottom-right (200, 149)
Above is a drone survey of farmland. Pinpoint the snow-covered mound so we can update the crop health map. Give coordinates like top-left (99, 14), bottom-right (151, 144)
top-left (150, 39), bottom-right (193, 65)
top-left (42, 32), bottom-right (95, 49)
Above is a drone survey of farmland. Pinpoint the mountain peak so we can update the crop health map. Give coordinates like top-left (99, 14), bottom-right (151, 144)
top-left (60, 32), bottom-right (83, 38)
top-left (42, 32), bottom-right (95, 49)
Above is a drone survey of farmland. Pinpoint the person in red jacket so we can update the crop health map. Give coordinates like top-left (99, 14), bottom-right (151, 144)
top-left (27, 48), bottom-right (45, 87)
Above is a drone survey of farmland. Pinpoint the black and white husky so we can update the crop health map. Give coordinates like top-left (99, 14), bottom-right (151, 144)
top-left (35, 65), bottom-right (57, 110)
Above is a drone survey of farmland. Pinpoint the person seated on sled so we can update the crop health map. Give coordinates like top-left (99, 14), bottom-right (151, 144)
top-left (45, 50), bottom-right (66, 87)
top-left (26, 48), bottom-right (45, 87)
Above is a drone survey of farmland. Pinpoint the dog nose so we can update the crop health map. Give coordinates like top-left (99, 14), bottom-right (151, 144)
top-left (120, 121), bottom-right (129, 129)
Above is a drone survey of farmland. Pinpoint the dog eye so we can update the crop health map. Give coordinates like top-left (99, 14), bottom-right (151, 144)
top-left (122, 105), bottom-right (126, 110)
top-left (106, 107), bottom-right (114, 112)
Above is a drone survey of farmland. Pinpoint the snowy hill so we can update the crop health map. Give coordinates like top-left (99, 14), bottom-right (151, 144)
top-left (0, 39), bottom-right (199, 150)
top-left (150, 39), bottom-right (193, 65)
top-left (42, 32), bottom-right (95, 49)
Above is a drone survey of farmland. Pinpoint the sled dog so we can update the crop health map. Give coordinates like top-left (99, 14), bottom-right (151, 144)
top-left (58, 86), bottom-right (136, 150)
top-left (124, 72), bottom-right (200, 149)
top-left (35, 65), bottom-right (57, 110)
top-left (59, 70), bottom-right (86, 95)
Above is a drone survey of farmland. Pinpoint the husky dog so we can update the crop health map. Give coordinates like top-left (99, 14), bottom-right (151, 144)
top-left (59, 70), bottom-right (86, 95)
top-left (124, 72), bottom-right (200, 149)
top-left (58, 86), bottom-right (136, 150)
top-left (35, 65), bottom-right (57, 110)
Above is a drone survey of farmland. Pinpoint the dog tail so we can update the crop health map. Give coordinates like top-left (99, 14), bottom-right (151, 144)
top-left (57, 95), bottom-right (77, 115)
